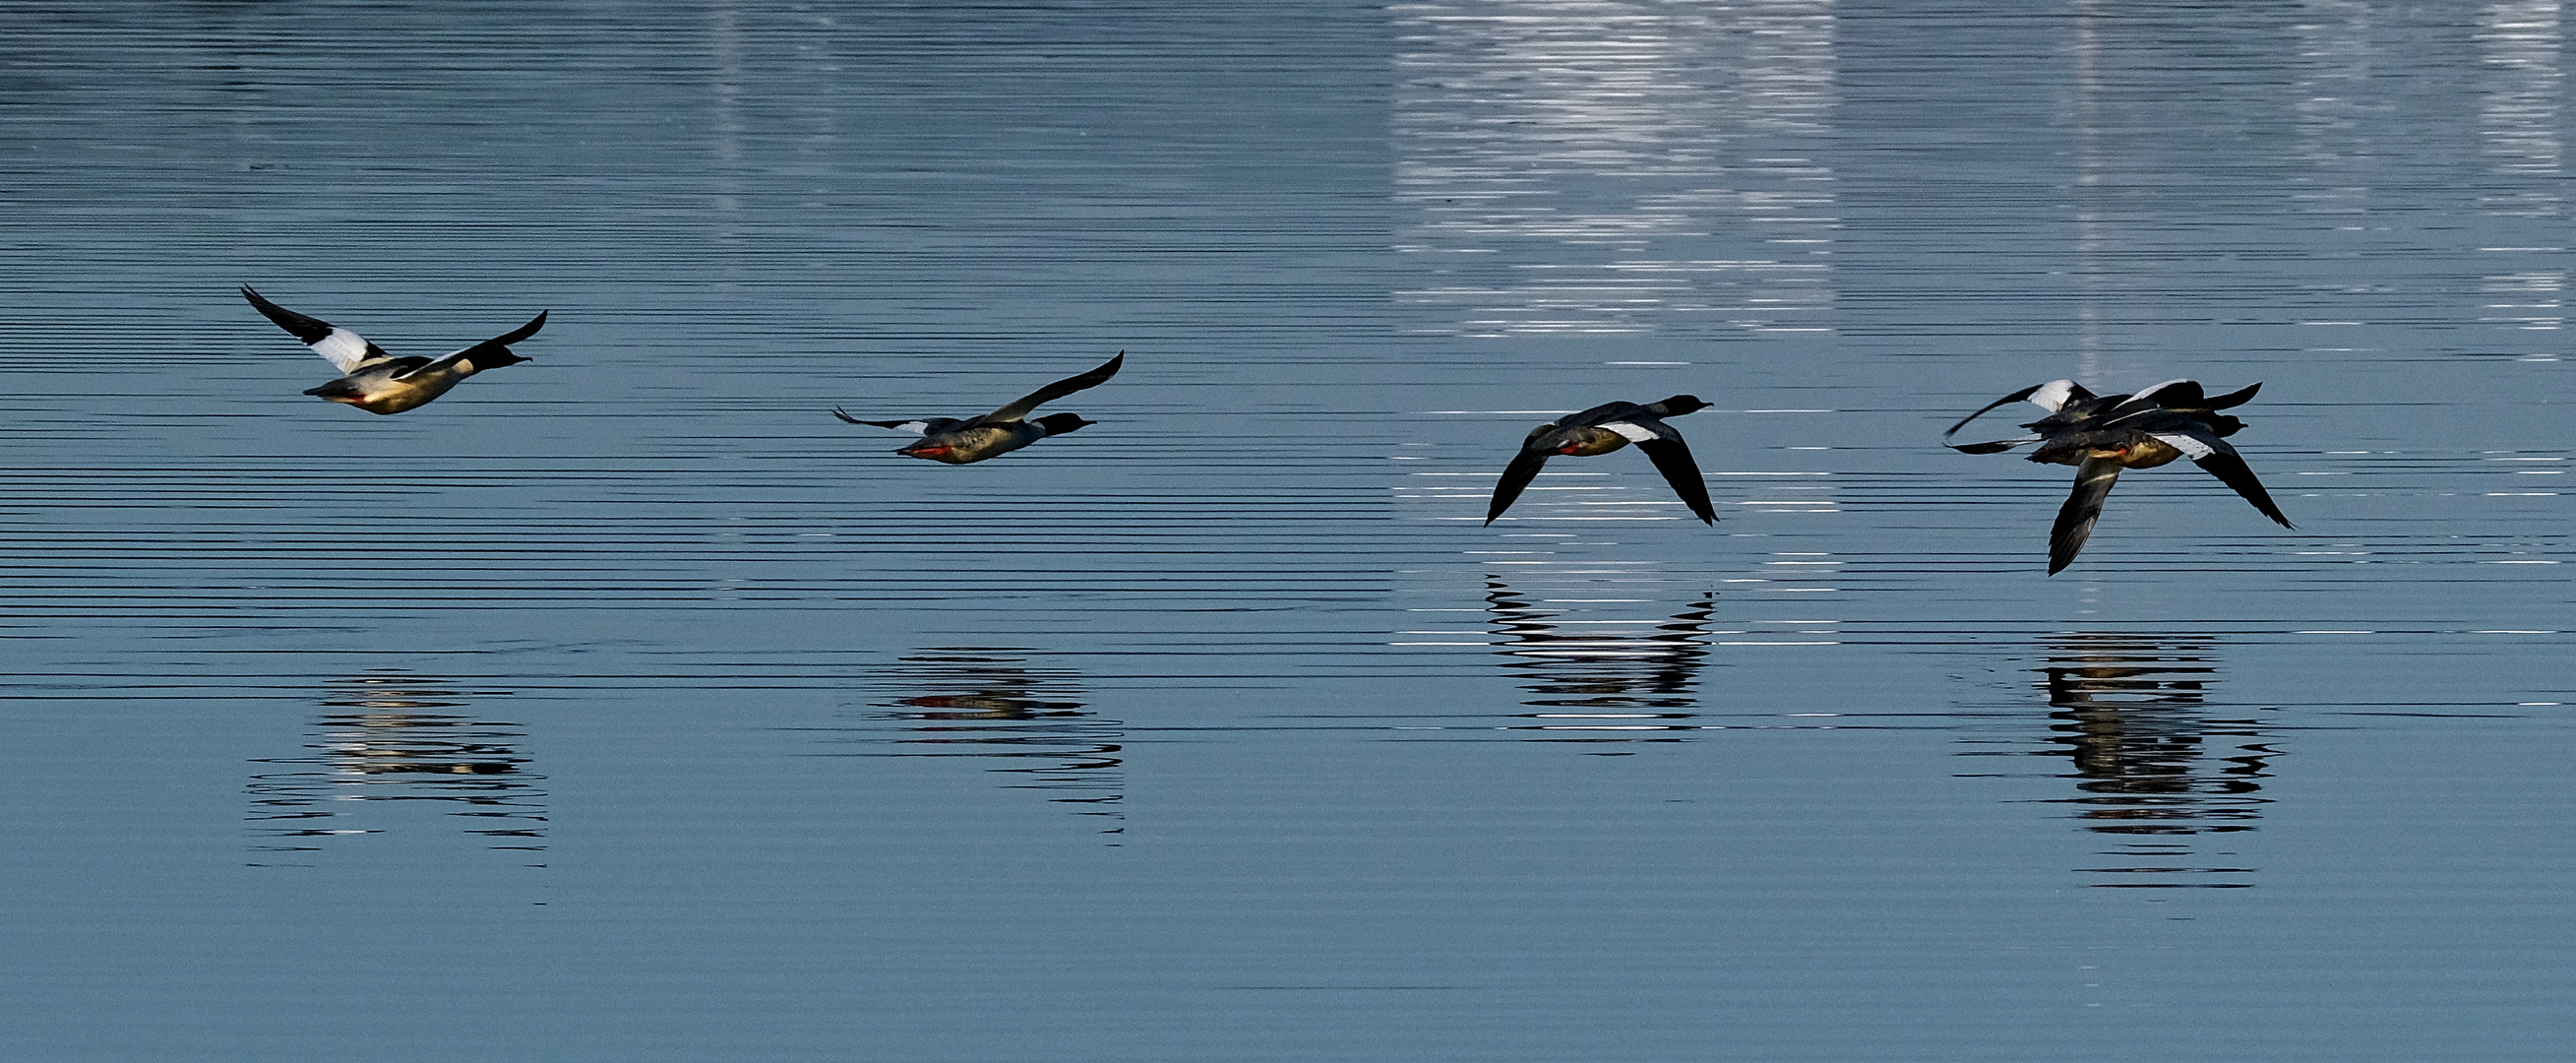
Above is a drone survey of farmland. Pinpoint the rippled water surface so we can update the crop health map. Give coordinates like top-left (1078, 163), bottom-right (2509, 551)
top-left (3, 2), bottom-right (2570, 1060)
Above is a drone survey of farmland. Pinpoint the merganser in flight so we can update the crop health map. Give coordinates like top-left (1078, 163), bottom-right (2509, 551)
top-left (1486, 396), bottom-right (1716, 526)
top-left (242, 286), bottom-right (544, 415)
top-left (834, 352), bottom-right (1124, 465)
top-left (1944, 378), bottom-right (2294, 575)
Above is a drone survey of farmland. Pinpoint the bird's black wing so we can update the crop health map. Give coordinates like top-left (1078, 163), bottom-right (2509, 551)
top-left (241, 285), bottom-right (337, 344)
top-left (1485, 437), bottom-right (1554, 525)
top-left (1634, 435), bottom-right (1716, 526)
top-left (2184, 438), bottom-right (2294, 529)
top-left (2128, 379), bottom-right (2206, 408)
top-left (1947, 381), bottom-right (2105, 454)
top-left (1950, 436), bottom-right (2041, 455)
top-left (833, 409), bottom-right (951, 434)
top-left (398, 311), bottom-right (547, 379)
top-left (2140, 428), bottom-right (2293, 529)
top-left (476, 310), bottom-right (548, 349)
top-left (986, 351), bottom-right (1125, 422)
top-left (2201, 381), bottom-right (2261, 410)
top-left (1940, 383), bottom-right (2043, 448)
top-left (2049, 457), bottom-right (2123, 575)
top-left (242, 285), bottom-right (392, 372)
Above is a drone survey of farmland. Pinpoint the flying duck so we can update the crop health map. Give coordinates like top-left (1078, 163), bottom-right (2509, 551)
top-left (834, 352), bottom-right (1124, 465)
top-left (1944, 378), bottom-right (2294, 574)
top-left (242, 286), bottom-right (544, 415)
top-left (1486, 396), bottom-right (1716, 526)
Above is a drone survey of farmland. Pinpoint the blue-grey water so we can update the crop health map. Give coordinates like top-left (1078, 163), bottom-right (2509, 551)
top-left (3, 1), bottom-right (2570, 1059)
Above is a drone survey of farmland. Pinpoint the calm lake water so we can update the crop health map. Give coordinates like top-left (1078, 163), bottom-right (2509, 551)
top-left (3, 1), bottom-right (2570, 1059)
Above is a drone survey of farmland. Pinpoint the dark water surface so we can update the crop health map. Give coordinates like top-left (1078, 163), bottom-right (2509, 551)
top-left (3, 2), bottom-right (2570, 1060)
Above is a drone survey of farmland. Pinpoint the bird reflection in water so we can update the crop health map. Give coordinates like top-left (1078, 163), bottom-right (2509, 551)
top-left (842, 648), bottom-right (1123, 837)
top-left (245, 670), bottom-right (544, 865)
top-left (1485, 578), bottom-right (1715, 748)
top-left (2031, 634), bottom-right (2275, 889)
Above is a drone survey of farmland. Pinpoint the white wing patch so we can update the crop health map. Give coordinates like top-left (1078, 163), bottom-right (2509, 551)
top-left (2150, 431), bottom-right (2215, 459)
top-left (2027, 379), bottom-right (2079, 411)
top-left (2132, 378), bottom-right (2193, 406)
top-left (308, 328), bottom-right (377, 373)
top-left (888, 420), bottom-right (932, 436)
top-left (1605, 421), bottom-right (1659, 443)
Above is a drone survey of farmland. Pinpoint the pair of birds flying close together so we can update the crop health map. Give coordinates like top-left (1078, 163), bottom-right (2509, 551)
top-left (240, 285), bottom-right (1120, 465)
top-left (1942, 377), bottom-right (2296, 574)
top-left (239, 288), bottom-right (2293, 574)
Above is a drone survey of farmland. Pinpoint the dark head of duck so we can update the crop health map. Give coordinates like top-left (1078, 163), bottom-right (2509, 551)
top-left (1654, 395), bottom-right (1710, 416)
top-left (1033, 412), bottom-right (1096, 436)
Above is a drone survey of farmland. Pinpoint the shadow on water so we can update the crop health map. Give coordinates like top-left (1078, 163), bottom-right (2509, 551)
top-left (1969, 634), bottom-right (2279, 889)
top-left (817, 648), bottom-right (1124, 840)
top-left (244, 670), bottom-right (546, 867)
top-left (1484, 577), bottom-right (1716, 749)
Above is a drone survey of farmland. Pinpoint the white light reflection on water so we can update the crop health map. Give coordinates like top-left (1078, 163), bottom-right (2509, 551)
top-left (1393, 0), bottom-right (1837, 339)
top-left (2480, 0), bottom-right (2567, 339)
